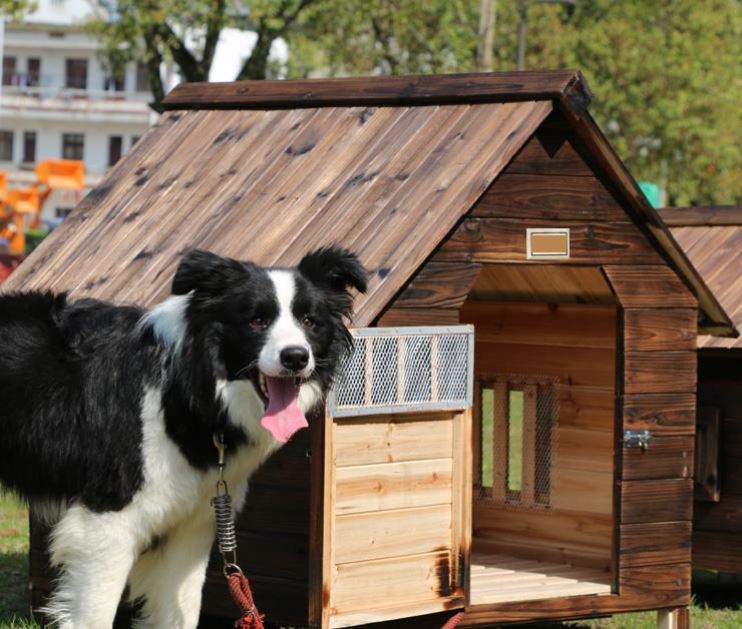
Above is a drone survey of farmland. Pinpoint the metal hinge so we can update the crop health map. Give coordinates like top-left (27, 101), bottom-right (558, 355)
top-left (624, 429), bottom-right (652, 449)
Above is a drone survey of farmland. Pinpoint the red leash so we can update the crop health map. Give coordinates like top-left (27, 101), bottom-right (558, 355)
top-left (442, 611), bottom-right (465, 628)
top-left (226, 569), bottom-right (265, 629)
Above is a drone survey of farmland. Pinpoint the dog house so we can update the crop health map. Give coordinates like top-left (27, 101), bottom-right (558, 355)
top-left (7, 72), bottom-right (737, 627)
top-left (660, 206), bottom-right (742, 575)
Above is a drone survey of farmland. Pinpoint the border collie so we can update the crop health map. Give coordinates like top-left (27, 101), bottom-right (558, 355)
top-left (0, 247), bottom-right (366, 628)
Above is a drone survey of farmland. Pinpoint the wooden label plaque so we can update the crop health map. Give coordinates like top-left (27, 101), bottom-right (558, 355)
top-left (526, 228), bottom-right (570, 259)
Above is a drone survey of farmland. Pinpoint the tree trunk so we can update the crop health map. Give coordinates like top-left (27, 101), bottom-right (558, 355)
top-left (476, 0), bottom-right (497, 71)
top-left (237, 28), bottom-right (276, 80)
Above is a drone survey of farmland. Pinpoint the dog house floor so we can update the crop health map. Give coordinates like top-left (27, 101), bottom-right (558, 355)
top-left (470, 553), bottom-right (613, 605)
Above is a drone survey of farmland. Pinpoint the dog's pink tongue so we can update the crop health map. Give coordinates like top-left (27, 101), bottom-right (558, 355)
top-left (260, 376), bottom-right (308, 443)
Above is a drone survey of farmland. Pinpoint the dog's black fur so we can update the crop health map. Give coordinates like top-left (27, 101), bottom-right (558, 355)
top-left (0, 246), bottom-right (366, 511)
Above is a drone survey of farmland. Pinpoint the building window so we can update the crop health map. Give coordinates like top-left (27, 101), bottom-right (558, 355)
top-left (2, 57), bottom-right (16, 86)
top-left (108, 136), bottom-right (123, 166)
top-left (104, 69), bottom-right (125, 92)
top-left (27, 58), bottom-right (41, 87)
top-left (23, 132), bottom-right (36, 163)
top-left (131, 135), bottom-right (141, 147)
top-left (478, 375), bottom-right (558, 508)
top-left (136, 62), bottom-right (151, 92)
top-left (65, 59), bottom-right (88, 89)
top-left (62, 133), bottom-right (84, 160)
top-left (0, 131), bottom-right (14, 161)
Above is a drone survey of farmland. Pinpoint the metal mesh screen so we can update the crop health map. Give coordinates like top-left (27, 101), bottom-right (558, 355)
top-left (329, 326), bottom-right (474, 417)
top-left (478, 375), bottom-right (559, 509)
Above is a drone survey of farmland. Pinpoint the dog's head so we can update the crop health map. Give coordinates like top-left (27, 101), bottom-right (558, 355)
top-left (148, 247), bottom-right (366, 442)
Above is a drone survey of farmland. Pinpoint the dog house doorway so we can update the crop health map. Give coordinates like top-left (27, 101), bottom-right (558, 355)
top-left (461, 264), bottom-right (618, 606)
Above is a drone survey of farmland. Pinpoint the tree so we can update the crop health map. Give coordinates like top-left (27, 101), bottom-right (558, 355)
top-left (541, 0), bottom-right (741, 206)
top-left (283, 0), bottom-right (480, 77)
top-left (287, 0), bottom-right (741, 206)
top-left (86, 0), bottom-right (740, 204)
top-left (0, 0), bottom-right (32, 20)
top-left (89, 0), bottom-right (317, 111)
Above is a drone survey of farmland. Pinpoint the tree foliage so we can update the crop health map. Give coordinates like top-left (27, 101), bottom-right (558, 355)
top-left (86, 0), bottom-right (740, 204)
top-left (286, 0), bottom-right (741, 206)
top-left (88, 0), bottom-right (316, 111)
top-left (0, 0), bottom-right (33, 20)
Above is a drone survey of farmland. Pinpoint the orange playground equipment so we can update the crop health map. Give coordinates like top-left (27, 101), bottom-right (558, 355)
top-left (0, 160), bottom-right (85, 255)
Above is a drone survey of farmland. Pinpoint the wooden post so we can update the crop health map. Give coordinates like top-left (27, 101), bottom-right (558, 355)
top-left (493, 382), bottom-right (508, 501)
top-left (657, 607), bottom-right (690, 629)
top-left (521, 384), bottom-right (537, 506)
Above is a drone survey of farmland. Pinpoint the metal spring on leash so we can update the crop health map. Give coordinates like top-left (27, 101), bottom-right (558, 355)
top-left (212, 489), bottom-right (237, 555)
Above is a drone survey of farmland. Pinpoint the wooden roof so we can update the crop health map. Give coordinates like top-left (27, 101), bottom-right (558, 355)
top-left (3, 71), bottom-right (734, 337)
top-left (4, 100), bottom-right (551, 325)
top-left (660, 207), bottom-right (742, 349)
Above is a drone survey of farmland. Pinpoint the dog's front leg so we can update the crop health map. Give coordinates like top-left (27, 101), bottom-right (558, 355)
top-left (44, 505), bottom-right (139, 629)
top-left (128, 510), bottom-right (216, 629)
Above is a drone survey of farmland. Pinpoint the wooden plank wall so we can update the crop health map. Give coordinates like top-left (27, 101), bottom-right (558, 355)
top-left (461, 301), bottom-right (616, 571)
top-left (602, 267), bottom-right (697, 588)
top-left (326, 410), bottom-right (469, 628)
top-left (201, 430), bottom-right (312, 626)
top-left (693, 353), bottom-right (742, 572)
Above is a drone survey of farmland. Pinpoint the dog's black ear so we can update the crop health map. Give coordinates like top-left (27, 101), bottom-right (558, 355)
top-left (172, 249), bottom-right (249, 296)
top-left (298, 247), bottom-right (368, 295)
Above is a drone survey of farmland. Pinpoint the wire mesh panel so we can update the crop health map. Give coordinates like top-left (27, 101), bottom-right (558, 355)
top-left (477, 374), bottom-right (559, 509)
top-left (328, 326), bottom-right (474, 417)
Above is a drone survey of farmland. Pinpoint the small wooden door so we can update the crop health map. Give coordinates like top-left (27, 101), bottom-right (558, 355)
top-left (317, 326), bottom-right (474, 628)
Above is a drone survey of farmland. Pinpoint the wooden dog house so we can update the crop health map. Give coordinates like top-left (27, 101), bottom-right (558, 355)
top-left (660, 206), bottom-right (742, 575)
top-left (6, 72), bottom-right (737, 627)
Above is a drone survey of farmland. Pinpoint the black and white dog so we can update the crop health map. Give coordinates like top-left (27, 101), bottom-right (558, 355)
top-left (0, 247), bottom-right (366, 628)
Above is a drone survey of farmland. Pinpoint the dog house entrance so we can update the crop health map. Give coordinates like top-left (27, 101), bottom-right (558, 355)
top-left (470, 374), bottom-right (611, 604)
top-left (462, 287), bottom-right (618, 607)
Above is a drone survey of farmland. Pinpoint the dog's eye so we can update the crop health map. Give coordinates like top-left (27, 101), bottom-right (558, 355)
top-left (301, 315), bottom-right (316, 329)
top-left (250, 317), bottom-right (271, 330)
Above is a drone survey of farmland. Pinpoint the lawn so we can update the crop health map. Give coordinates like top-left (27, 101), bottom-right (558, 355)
top-left (0, 493), bottom-right (40, 629)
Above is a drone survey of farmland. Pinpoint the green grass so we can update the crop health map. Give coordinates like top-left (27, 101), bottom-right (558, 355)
top-left (480, 386), bottom-right (523, 493)
top-left (0, 493), bottom-right (39, 629)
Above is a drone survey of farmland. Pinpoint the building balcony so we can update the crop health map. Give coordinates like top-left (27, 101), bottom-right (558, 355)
top-left (0, 84), bottom-right (154, 124)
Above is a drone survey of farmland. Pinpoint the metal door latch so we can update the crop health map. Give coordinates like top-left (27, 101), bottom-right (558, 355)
top-left (624, 429), bottom-right (652, 449)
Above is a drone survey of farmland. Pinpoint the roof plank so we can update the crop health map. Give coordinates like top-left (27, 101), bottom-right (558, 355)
top-left (162, 70), bottom-right (591, 113)
top-left (670, 220), bottom-right (742, 350)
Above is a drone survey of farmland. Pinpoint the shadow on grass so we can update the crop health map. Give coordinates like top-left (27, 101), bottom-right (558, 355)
top-left (0, 551), bottom-right (36, 628)
top-left (693, 583), bottom-right (742, 611)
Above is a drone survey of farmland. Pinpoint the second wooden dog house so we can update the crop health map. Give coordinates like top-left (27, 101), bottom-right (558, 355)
top-left (9, 72), bottom-right (736, 627)
top-left (660, 206), bottom-right (742, 575)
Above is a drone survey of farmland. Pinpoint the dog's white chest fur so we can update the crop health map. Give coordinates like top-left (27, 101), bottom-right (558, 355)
top-left (45, 380), bottom-right (319, 629)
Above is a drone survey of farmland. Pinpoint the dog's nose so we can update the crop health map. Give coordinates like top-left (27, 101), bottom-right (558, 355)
top-left (280, 346), bottom-right (309, 371)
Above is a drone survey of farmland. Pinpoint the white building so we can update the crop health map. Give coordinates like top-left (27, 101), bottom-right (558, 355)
top-left (0, 0), bottom-right (158, 220)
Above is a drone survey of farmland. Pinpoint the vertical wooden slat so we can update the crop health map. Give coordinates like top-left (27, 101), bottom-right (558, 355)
top-left (396, 336), bottom-right (406, 404)
top-left (364, 336), bottom-right (373, 405)
top-left (431, 335), bottom-right (440, 402)
top-left (493, 382), bottom-right (508, 501)
top-left (310, 408), bottom-right (335, 629)
top-left (452, 407), bottom-right (473, 604)
top-left (323, 412), bottom-right (337, 629)
top-left (473, 380), bottom-right (482, 495)
top-left (522, 384), bottom-right (538, 506)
